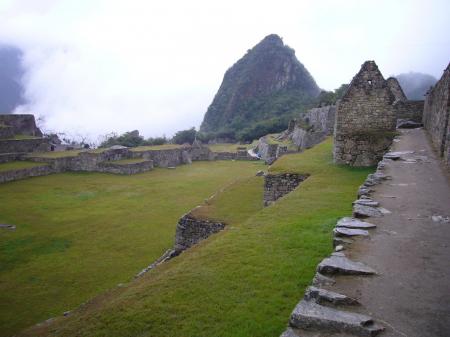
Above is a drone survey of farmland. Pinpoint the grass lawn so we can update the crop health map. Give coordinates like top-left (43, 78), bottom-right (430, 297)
top-left (27, 150), bottom-right (82, 158)
top-left (0, 161), bottom-right (47, 172)
top-left (20, 138), bottom-right (373, 337)
top-left (207, 141), bottom-right (258, 153)
top-left (0, 160), bottom-right (264, 337)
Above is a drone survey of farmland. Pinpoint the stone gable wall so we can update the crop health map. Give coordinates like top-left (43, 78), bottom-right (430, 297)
top-left (423, 63), bottom-right (450, 167)
top-left (387, 77), bottom-right (407, 102)
top-left (333, 61), bottom-right (396, 167)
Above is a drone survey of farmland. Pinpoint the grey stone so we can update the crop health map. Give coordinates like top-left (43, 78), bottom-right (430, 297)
top-left (312, 272), bottom-right (335, 287)
top-left (333, 237), bottom-right (354, 248)
top-left (317, 255), bottom-right (376, 275)
top-left (279, 328), bottom-right (302, 337)
top-left (331, 252), bottom-right (346, 257)
top-left (397, 119), bottom-right (423, 129)
top-left (353, 198), bottom-right (380, 207)
top-left (383, 151), bottom-right (414, 160)
top-left (353, 204), bottom-right (384, 218)
top-left (336, 217), bottom-right (376, 229)
top-left (256, 170), bottom-right (265, 176)
top-left (0, 223), bottom-right (16, 230)
top-left (289, 300), bottom-right (384, 336)
top-left (305, 286), bottom-right (359, 306)
top-left (334, 227), bottom-right (370, 237)
top-left (335, 245), bottom-right (344, 252)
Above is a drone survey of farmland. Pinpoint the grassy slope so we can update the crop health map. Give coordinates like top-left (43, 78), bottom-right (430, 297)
top-left (0, 161), bottom-right (263, 337)
top-left (22, 138), bottom-right (372, 337)
top-left (0, 161), bottom-right (47, 172)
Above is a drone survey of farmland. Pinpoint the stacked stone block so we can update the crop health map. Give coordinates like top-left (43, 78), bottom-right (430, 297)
top-left (333, 61), bottom-right (396, 167)
top-left (423, 63), bottom-right (450, 167)
top-left (264, 173), bottom-right (309, 206)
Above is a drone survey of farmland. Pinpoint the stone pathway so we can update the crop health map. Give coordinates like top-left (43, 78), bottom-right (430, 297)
top-left (281, 128), bottom-right (450, 337)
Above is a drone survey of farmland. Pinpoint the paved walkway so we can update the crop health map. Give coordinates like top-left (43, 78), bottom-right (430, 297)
top-left (333, 128), bottom-right (450, 336)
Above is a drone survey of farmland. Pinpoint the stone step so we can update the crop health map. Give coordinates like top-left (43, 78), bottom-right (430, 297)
top-left (334, 227), bottom-right (369, 237)
top-left (336, 218), bottom-right (376, 229)
top-left (289, 300), bottom-right (384, 337)
top-left (352, 199), bottom-right (380, 207)
top-left (312, 272), bottom-right (335, 287)
top-left (353, 204), bottom-right (388, 218)
top-left (317, 255), bottom-right (376, 276)
top-left (304, 286), bottom-right (359, 306)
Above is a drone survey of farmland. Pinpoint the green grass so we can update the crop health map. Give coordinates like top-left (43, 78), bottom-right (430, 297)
top-left (0, 160), bottom-right (264, 337)
top-left (207, 141), bottom-right (258, 153)
top-left (27, 150), bottom-right (82, 158)
top-left (20, 138), bottom-right (372, 337)
top-left (109, 158), bottom-right (149, 165)
top-left (0, 161), bottom-right (47, 172)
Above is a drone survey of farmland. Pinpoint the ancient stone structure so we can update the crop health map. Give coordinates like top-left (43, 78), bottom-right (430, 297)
top-left (174, 213), bottom-right (225, 252)
top-left (255, 139), bottom-right (280, 164)
top-left (291, 105), bottom-right (336, 150)
top-left (263, 173), bottom-right (309, 206)
top-left (333, 61), bottom-right (397, 167)
top-left (0, 138), bottom-right (50, 153)
top-left (0, 114), bottom-right (43, 137)
top-left (394, 100), bottom-right (424, 124)
top-left (0, 164), bottom-right (54, 184)
top-left (386, 77), bottom-right (407, 102)
top-left (423, 63), bottom-right (450, 167)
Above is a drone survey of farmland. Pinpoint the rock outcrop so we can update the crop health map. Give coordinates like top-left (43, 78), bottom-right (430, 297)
top-left (200, 34), bottom-right (320, 136)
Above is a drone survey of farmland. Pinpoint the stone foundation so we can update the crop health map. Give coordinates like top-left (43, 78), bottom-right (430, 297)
top-left (0, 138), bottom-right (51, 154)
top-left (264, 173), bottom-right (309, 206)
top-left (98, 160), bottom-right (154, 175)
top-left (174, 213), bottom-right (225, 252)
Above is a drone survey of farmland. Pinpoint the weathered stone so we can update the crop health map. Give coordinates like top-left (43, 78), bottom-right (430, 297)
top-left (334, 227), bottom-right (370, 237)
top-left (305, 286), bottom-right (359, 306)
top-left (279, 327), bottom-right (301, 337)
top-left (333, 61), bottom-right (396, 167)
top-left (317, 255), bottom-right (376, 275)
top-left (333, 237), bottom-right (354, 248)
top-left (263, 173), bottom-right (309, 206)
top-left (423, 63), bottom-right (450, 168)
top-left (174, 214), bottom-right (225, 252)
top-left (336, 217), bottom-right (376, 229)
top-left (383, 151), bottom-right (414, 160)
top-left (289, 300), bottom-right (384, 336)
top-left (353, 204), bottom-right (384, 218)
top-left (397, 119), bottom-right (423, 129)
top-left (256, 170), bottom-right (265, 176)
top-left (0, 223), bottom-right (16, 230)
top-left (335, 245), bottom-right (344, 252)
top-left (312, 272), bottom-right (335, 287)
top-left (353, 199), bottom-right (380, 207)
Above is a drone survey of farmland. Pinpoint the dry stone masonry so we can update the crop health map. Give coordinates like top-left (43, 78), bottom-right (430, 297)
top-left (263, 173), bottom-right (309, 206)
top-left (333, 61), bottom-right (397, 167)
top-left (423, 63), bottom-right (450, 168)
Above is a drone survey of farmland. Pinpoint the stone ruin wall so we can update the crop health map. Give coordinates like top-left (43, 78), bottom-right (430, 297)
top-left (291, 105), bottom-right (336, 150)
top-left (0, 114), bottom-right (43, 137)
top-left (173, 213), bottom-right (225, 252)
top-left (0, 138), bottom-right (51, 154)
top-left (394, 100), bottom-right (424, 123)
top-left (423, 63), bottom-right (450, 167)
top-left (386, 77), bottom-right (407, 102)
top-left (263, 173), bottom-right (309, 206)
top-left (333, 61), bottom-right (397, 167)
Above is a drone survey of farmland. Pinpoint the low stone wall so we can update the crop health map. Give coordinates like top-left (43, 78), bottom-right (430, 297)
top-left (132, 148), bottom-right (189, 167)
top-left (394, 100), bottom-right (424, 123)
top-left (0, 125), bottom-right (15, 139)
top-left (174, 213), bottom-right (225, 252)
top-left (213, 152), bottom-right (237, 160)
top-left (98, 160), bottom-right (154, 175)
top-left (0, 164), bottom-right (54, 184)
top-left (0, 152), bottom-right (24, 163)
top-left (0, 138), bottom-right (51, 154)
top-left (264, 173), bottom-right (309, 206)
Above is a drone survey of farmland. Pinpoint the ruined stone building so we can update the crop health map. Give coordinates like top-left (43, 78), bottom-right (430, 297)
top-left (333, 61), bottom-right (397, 167)
top-left (423, 63), bottom-right (450, 167)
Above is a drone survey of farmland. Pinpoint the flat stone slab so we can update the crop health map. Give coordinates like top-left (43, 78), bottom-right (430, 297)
top-left (334, 227), bottom-right (370, 237)
top-left (280, 328), bottom-right (300, 337)
top-left (290, 300), bottom-right (384, 336)
top-left (353, 199), bottom-right (380, 207)
top-left (312, 272), bottom-right (335, 287)
top-left (305, 286), bottom-right (359, 306)
top-left (383, 151), bottom-right (414, 160)
top-left (353, 204), bottom-right (384, 218)
top-left (337, 217), bottom-right (376, 229)
top-left (317, 255), bottom-right (376, 275)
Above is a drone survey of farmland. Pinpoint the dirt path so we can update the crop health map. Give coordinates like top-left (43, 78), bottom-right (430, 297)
top-left (333, 128), bottom-right (450, 337)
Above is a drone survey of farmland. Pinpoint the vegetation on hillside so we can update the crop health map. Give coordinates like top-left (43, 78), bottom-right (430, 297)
top-left (99, 130), bottom-right (167, 148)
top-left (20, 139), bottom-right (373, 337)
top-left (200, 34), bottom-right (320, 140)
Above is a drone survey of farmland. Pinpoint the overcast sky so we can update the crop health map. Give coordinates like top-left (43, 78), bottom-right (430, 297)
top-left (0, 0), bottom-right (449, 141)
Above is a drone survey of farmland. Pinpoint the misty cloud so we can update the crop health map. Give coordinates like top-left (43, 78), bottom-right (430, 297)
top-left (0, 0), bottom-right (449, 141)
